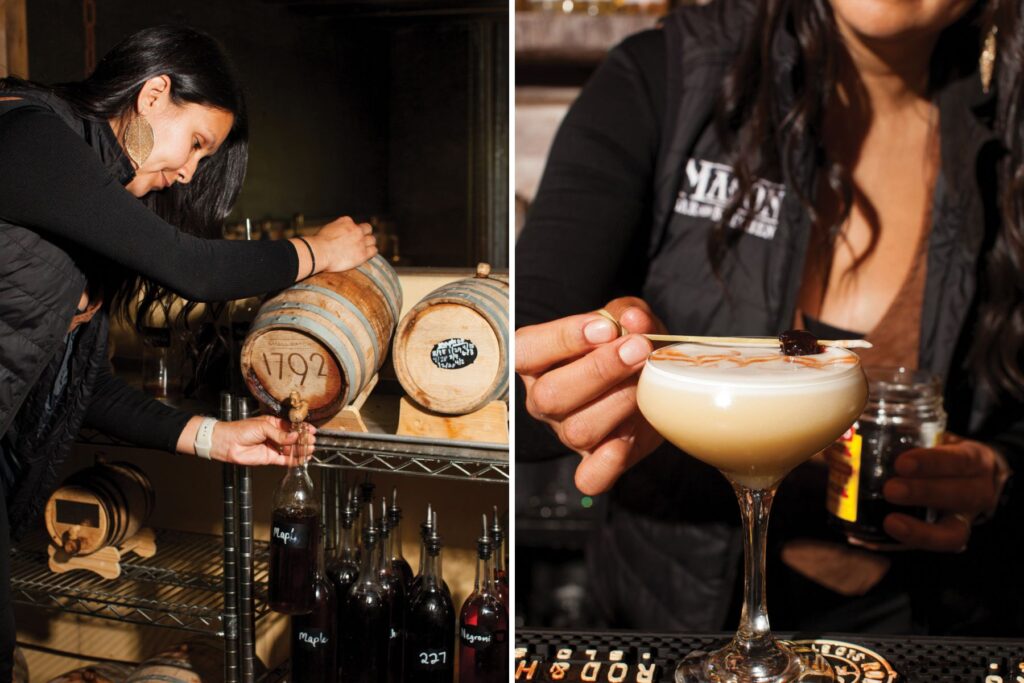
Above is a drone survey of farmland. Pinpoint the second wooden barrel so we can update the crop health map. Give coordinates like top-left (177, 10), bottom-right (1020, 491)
top-left (240, 254), bottom-right (402, 423)
top-left (45, 462), bottom-right (155, 556)
top-left (393, 263), bottom-right (509, 414)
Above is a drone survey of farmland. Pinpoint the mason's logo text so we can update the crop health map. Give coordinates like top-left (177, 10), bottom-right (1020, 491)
top-left (675, 158), bottom-right (785, 240)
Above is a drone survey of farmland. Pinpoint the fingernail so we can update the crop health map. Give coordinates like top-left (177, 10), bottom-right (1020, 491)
top-left (618, 337), bottom-right (650, 365)
top-left (886, 480), bottom-right (909, 502)
top-left (584, 319), bottom-right (617, 344)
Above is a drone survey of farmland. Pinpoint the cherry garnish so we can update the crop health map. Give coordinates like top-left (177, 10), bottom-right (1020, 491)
top-left (779, 329), bottom-right (823, 356)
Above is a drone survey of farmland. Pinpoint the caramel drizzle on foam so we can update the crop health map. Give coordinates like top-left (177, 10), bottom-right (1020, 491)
top-left (650, 347), bottom-right (858, 370)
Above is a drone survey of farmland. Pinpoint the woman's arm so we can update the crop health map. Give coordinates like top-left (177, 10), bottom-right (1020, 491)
top-left (85, 360), bottom-right (311, 465)
top-left (0, 107), bottom-right (370, 302)
top-left (516, 29), bottom-right (667, 475)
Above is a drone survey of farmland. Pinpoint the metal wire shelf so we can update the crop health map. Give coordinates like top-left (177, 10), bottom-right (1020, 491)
top-left (10, 529), bottom-right (271, 636)
top-left (312, 430), bottom-right (509, 483)
top-left (76, 428), bottom-right (509, 484)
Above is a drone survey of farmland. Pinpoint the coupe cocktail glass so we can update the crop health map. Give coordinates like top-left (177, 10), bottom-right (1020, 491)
top-left (637, 341), bottom-right (868, 683)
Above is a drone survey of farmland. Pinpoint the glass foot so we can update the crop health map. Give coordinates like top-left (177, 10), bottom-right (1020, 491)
top-left (674, 640), bottom-right (834, 683)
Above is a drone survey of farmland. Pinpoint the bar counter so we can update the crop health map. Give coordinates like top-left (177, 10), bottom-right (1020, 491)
top-left (516, 628), bottom-right (1024, 681)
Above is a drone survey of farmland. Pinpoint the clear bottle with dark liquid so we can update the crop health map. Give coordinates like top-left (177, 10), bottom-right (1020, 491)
top-left (379, 499), bottom-right (406, 683)
top-left (411, 507), bottom-right (451, 604)
top-left (340, 505), bottom-right (391, 682)
top-left (327, 495), bottom-right (360, 620)
top-left (388, 488), bottom-right (414, 587)
top-left (268, 457), bottom-right (321, 615)
top-left (489, 507), bottom-right (509, 609)
top-left (405, 519), bottom-right (455, 683)
top-left (458, 516), bottom-right (508, 683)
top-left (291, 529), bottom-right (337, 683)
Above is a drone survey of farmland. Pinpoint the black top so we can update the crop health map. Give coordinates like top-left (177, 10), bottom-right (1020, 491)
top-left (516, 4), bottom-right (1023, 635)
top-left (0, 100), bottom-right (296, 452)
top-left (0, 105), bottom-right (298, 302)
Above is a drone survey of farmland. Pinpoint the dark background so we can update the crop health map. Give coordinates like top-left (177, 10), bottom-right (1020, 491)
top-left (24, 0), bottom-right (508, 268)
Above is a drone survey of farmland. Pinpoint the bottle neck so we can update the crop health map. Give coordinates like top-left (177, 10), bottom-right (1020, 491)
top-left (474, 552), bottom-right (494, 593)
top-left (338, 522), bottom-right (356, 562)
top-left (422, 545), bottom-right (442, 585)
top-left (417, 525), bottom-right (429, 576)
top-left (389, 517), bottom-right (403, 560)
top-left (492, 533), bottom-right (505, 574)
top-left (359, 536), bottom-right (378, 581)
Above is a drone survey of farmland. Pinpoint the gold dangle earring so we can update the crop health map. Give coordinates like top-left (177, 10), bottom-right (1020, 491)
top-left (124, 115), bottom-right (154, 168)
top-left (980, 23), bottom-right (998, 95)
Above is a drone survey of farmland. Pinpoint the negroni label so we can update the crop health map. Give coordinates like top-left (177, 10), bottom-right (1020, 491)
top-left (271, 521), bottom-right (310, 549)
top-left (431, 338), bottom-right (478, 369)
top-left (826, 424), bottom-right (862, 522)
top-left (460, 625), bottom-right (506, 650)
top-left (296, 629), bottom-right (329, 650)
top-left (790, 639), bottom-right (898, 683)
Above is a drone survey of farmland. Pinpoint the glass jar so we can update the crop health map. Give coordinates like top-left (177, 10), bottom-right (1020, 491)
top-left (826, 367), bottom-right (946, 548)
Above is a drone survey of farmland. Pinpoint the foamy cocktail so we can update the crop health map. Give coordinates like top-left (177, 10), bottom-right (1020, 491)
top-left (638, 342), bottom-right (867, 489)
top-left (637, 339), bottom-right (867, 683)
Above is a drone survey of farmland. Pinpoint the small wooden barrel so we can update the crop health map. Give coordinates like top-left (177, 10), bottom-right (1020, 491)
top-left (393, 263), bottom-right (508, 414)
top-left (240, 254), bottom-right (402, 423)
top-left (45, 462), bottom-right (155, 557)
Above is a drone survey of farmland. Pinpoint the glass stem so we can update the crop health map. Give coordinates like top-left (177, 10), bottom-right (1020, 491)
top-left (733, 481), bottom-right (779, 656)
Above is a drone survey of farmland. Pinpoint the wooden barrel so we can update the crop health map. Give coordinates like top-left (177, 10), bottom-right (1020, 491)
top-left (126, 640), bottom-right (265, 683)
top-left (393, 263), bottom-right (508, 414)
top-left (47, 662), bottom-right (133, 682)
top-left (240, 254), bottom-right (402, 423)
top-left (45, 462), bottom-right (155, 556)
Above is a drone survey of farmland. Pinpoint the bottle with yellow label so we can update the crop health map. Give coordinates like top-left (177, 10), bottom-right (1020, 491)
top-left (826, 367), bottom-right (946, 548)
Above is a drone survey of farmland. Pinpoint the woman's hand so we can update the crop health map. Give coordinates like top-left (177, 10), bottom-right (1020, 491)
top-left (516, 297), bottom-right (666, 495)
top-left (881, 436), bottom-right (1010, 552)
top-left (209, 415), bottom-right (317, 466)
top-left (296, 216), bottom-right (378, 277)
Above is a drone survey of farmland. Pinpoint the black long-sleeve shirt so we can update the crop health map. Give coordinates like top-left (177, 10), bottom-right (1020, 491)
top-left (0, 103), bottom-right (297, 449)
top-left (0, 105), bottom-right (298, 301)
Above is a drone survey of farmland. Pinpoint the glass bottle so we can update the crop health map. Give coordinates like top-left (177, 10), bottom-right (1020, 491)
top-left (291, 527), bottom-right (337, 682)
top-left (826, 367), bottom-right (947, 548)
top-left (409, 502), bottom-right (434, 601)
top-left (489, 507), bottom-right (509, 608)
top-left (268, 457), bottom-right (321, 615)
top-left (327, 495), bottom-right (360, 617)
top-left (404, 524), bottom-right (455, 683)
top-left (340, 504), bottom-right (391, 682)
top-left (388, 488), bottom-right (414, 587)
top-left (458, 515), bottom-right (508, 683)
top-left (379, 499), bottom-right (406, 683)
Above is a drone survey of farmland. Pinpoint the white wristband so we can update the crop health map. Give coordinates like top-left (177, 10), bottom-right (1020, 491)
top-left (194, 417), bottom-right (218, 460)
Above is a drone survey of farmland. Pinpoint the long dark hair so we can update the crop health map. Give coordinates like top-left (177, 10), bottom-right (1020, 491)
top-left (3, 25), bottom-right (247, 331)
top-left (715, 0), bottom-right (1024, 401)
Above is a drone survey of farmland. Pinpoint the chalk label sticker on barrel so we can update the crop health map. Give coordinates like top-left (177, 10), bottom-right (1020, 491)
top-left (56, 500), bottom-right (100, 528)
top-left (431, 338), bottom-right (478, 370)
top-left (271, 521), bottom-right (310, 549)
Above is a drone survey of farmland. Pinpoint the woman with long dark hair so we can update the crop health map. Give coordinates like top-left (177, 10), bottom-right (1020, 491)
top-left (517, 0), bottom-right (1023, 636)
top-left (0, 25), bottom-right (377, 674)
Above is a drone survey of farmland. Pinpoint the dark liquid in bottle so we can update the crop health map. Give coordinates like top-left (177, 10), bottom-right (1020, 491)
top-left (269, 508), bottom-right (321, 614)
top-left (458, 595), bottom-right (508, 683)
top-left (829, 421), bottom-right (934, 546)
top-left (381, 568), bottom-right (407, 683)
top-left (392, 557), bottom-right (414, 588)
top-left (340, 588), bottom-right (391, 682)
top-left (327, 560), bottom-right (359, 638)
top-left (405, 585), bottom-right (455, 683)
top-left (291, 574), bottom-right (337, 683)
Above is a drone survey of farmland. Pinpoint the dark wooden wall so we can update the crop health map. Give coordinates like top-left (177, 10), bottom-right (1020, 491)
top-left (24, 0), bottom-right (508, 267)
